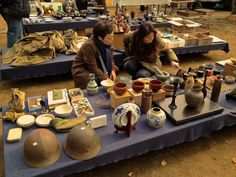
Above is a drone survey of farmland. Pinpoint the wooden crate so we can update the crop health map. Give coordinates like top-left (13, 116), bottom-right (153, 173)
top-left (110, 90), bottom-right (131, 109)
top-left (193, 33), bottom-right (213, 46)
top-left (224, 62), bottom-right (236, 76)
top-left (179, 33), bottom-right (198, 46)
top-left (152, 89), bottom-right (166, 102)
top-left (128, 88), bottom-right (142, 107)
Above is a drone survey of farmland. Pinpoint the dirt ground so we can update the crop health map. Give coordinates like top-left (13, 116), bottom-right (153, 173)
top-left (1, 8), bottom-right (236, 177)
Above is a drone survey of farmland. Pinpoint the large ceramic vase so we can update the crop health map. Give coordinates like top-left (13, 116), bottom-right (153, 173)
top-left (185, 84), bottom-right (204, 108)
top-left (146, 107), bottom-right (166, 129)
top-left (87, 73), bottom-right (98, 96)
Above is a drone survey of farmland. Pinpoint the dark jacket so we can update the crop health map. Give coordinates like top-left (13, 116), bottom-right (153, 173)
top-left (0, 0), bottom-right (30, 19)
top-left (72, 38), bottom-right (115, 89)
top-left (123, 31), bottom-right (178, 72)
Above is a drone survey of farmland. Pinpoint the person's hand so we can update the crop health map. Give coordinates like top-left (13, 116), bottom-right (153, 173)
top-left (171, 61), bottom-right (180, 69)
top-left (110, 70), bottom-right (117, 82)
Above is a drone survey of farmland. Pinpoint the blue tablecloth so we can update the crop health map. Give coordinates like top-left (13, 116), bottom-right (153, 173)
top-left (0, 42), bottom-right (229, 81)
top-left (2, 90), bottom-right (236, 177)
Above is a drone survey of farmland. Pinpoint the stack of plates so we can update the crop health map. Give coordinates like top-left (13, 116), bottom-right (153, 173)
top-left (16, 115), bottom-right (35, 128)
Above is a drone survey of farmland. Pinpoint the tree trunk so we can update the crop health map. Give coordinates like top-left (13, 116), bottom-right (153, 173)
top-left (232, 0), bottom-right (236, 14)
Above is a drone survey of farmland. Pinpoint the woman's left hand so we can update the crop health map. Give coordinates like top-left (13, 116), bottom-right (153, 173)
top-left (110, 70), bottom-right (117, 82)
top-left (171, 61), bottom-right (180, 69)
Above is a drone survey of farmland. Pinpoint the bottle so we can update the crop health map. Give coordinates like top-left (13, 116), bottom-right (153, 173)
top-left (210, 75), bottom-right (222, 102)
top-left (87, 73), bottom-right (98, 96)
top-left (141, 88), bottom-right (153, 114)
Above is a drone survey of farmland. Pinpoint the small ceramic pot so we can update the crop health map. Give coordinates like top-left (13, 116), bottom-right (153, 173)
top-left (162, 84), bottom-right (174, 97)
top-left (114, 82), bottom-right (127, 95)
top-left (155, 71), bottom-right (170, 82)
top-left (146, 107), bottom-right (166, 129)
top-left (225, 75), bottom-right (235, 84)
top-left (149, 79), bottom-right (163, 93)
top-left (213, 69), bottom-right (221, 75)
top-left (132, 80), bottom-right (145, 93)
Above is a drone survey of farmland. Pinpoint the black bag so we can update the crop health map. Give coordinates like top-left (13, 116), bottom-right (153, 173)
top-left (1, 0), bottom-right (30, 18)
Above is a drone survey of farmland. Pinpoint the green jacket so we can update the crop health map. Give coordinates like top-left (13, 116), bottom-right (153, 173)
top-left (2, 31), bottom-right (66, 66)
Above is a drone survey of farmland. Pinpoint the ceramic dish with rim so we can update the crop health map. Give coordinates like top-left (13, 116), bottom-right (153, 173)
top-left (16, 114), bottom-right (35, 128)
top-left (101, 79), bottom-right (114, 90)
top-left (225, 75), bottom-right (235, 84)
top-left (137, 78), bottom-right (152, 85)
top-left (54, 104), bottom-right (73, 118)
top-left (88, 17), bottom-right (98, 21)
top-left (36, 114), bottom-right (55, 127)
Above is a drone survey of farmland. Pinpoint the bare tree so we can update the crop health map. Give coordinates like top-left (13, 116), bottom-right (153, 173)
top-left (232, 0), bottom-right (236, 14)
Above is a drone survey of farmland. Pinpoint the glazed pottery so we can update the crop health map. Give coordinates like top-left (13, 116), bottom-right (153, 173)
top-left (112, 103), bottom-right (141, 127)
top-left (149, 79), bottom-right (163, 93)
top-left (146, 107), bottom-right (166, 128)
top-left (155, 71), bottom-right (170, 82)
top-left (210, 76), bottom-right (222, 102)
top-left (132, 80), bottom-right (145, 93)
top-left (87, 73), bottom-right (98, 95)
top-left (225, 75), bottom-right (235, 84)
top-left (162, 84), bottom-right (174, 97)
top-left (141, 89), bottom-right (153, 113)
top-left (100, 79), bottom-right (114, 91)
top-left (114, 82), bottom-right (127, 95)
top-left (185, 84), bottom-right (204, 108)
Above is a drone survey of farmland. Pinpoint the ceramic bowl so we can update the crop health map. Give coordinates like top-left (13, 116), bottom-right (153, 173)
top-left (36, 114), bottom-right (55, 127)
top-left (203, 63), bottom-right (214, 70)
top-left (114, 82), bottom-right (127, 95)
top-left (54, 104), bottom-right (73, 118)
top-left (162, 84), bottom-right (174, 97)
top-left (132, 80), bottom-right (145, 93)
top-left (149, 79), bottom-right (163, 92)
top-left (100, 79), bottom-right (114, 91)
top-left (155, 71), bottom-right (170, 82)
top-left (225, 75), bottom-right (235, 84)
top-left (16, 115), bottom-right (35, 128)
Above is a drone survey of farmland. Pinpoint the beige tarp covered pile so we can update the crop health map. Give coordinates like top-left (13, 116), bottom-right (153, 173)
top-left (2, 30), bottom-right (88, 66)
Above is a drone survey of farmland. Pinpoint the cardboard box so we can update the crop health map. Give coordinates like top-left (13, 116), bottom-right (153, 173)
top-left (192, 33), bottom-right (213, 46)
top-left (224, 62), bottom-right (236, 76)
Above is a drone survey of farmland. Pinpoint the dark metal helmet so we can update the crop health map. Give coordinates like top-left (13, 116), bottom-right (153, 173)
top-left (64, 124), bottom-right (101, 160)
top-left (22, 128), bottom-right (61, 168)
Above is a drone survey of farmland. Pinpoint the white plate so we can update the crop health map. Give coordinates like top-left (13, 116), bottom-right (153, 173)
top-left (17, 115), bottom-right (35, 128)
top-left (44, 19), bottom-right (55, 23)
top-left (88, 17), bottom-right (98, 21)
top-left (36, 114), bottom-right (55, 127)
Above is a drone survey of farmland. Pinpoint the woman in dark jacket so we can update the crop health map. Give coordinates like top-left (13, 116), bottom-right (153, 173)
top-left (72, 22), bottom-right (117, 89)
top-left (123, 22), bottom-right (180, 79)
top-left (0, 0), bottom-right (29, 48)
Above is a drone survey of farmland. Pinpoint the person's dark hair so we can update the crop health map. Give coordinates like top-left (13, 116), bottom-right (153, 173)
top-left (93, 22), bottom-right (113, 39)
top-left (130, 22), bottom-right (157, 57)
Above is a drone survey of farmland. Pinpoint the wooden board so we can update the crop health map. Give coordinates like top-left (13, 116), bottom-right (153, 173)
top-left (154, 94), bottom-right (224, 124)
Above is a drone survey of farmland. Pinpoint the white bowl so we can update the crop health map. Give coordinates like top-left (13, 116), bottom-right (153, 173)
top-left (17, 115), bottom-right (35, 128)
top-left (36, 114), bottom-right (55, 127)
top-left (101, 79), bottom-right (114, 90)
top-left (54, 104), bottom-right (73, 118)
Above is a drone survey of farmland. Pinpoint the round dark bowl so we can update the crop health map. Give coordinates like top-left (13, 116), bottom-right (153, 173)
top-left (149, 79), bottom-right (163, 92)
top-left (203, 63), bottom-right (214, 70)
top-left (114, 82), bottom-right (127, 95)
top-left (132, 80), bottom-right (145, 93)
